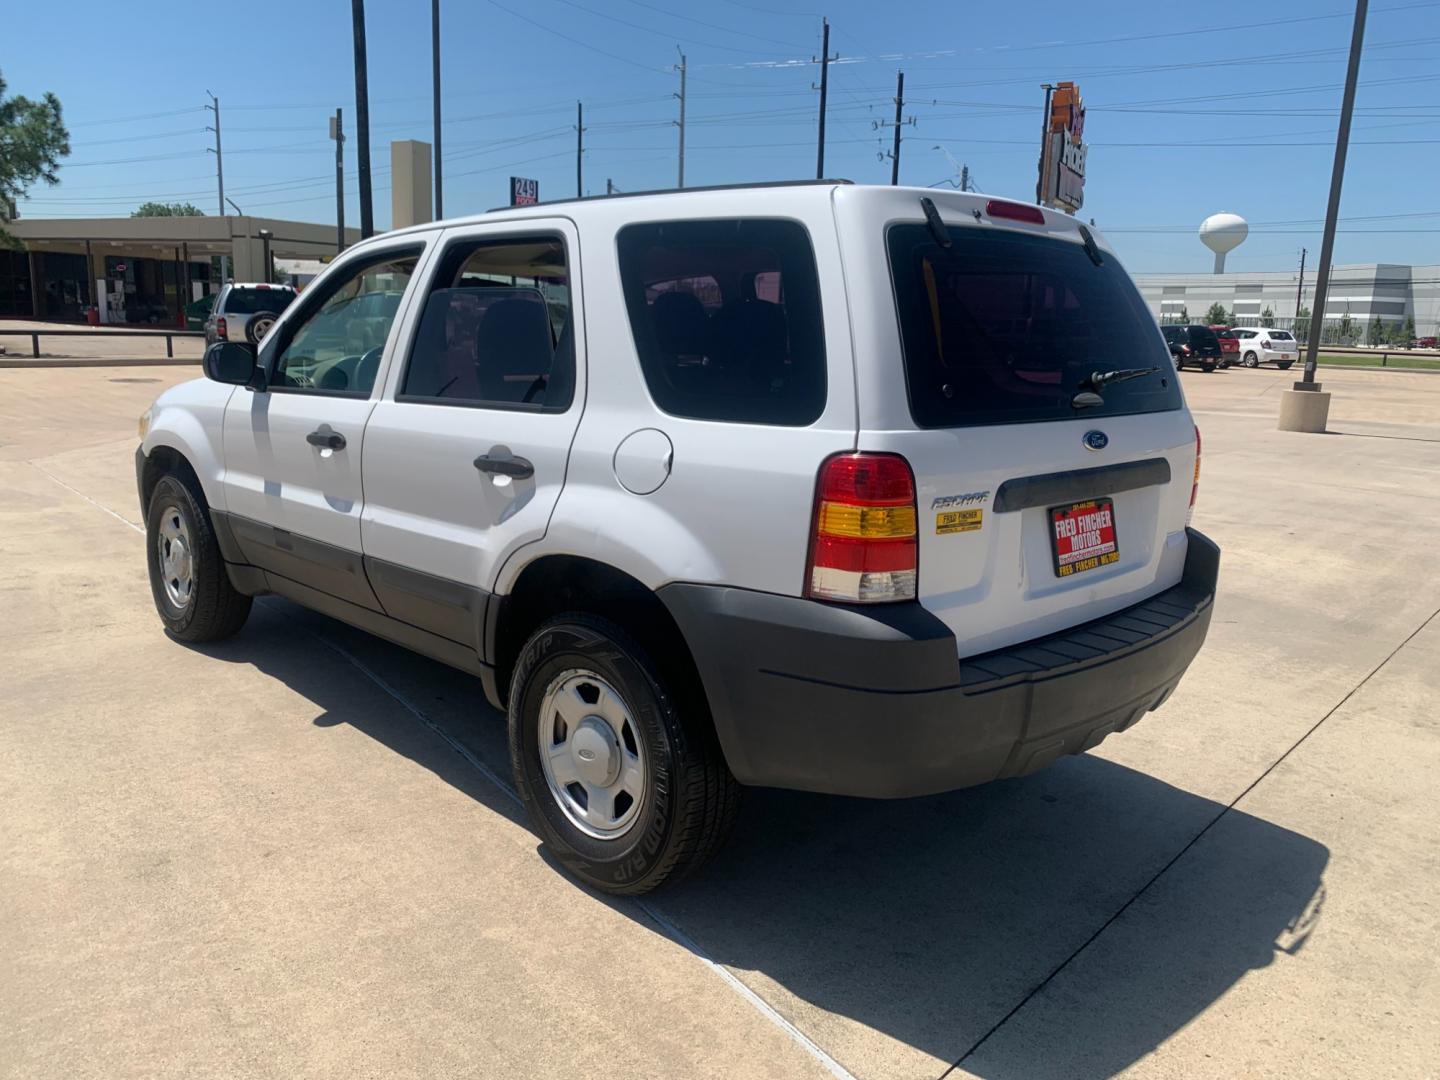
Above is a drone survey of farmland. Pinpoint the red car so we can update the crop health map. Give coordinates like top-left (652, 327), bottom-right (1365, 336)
top-left (1210, 325), bottom-right (1240, 367)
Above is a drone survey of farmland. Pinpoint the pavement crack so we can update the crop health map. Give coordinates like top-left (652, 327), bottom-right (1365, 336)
top-left (939, 601), bottom-right (1440, 1079)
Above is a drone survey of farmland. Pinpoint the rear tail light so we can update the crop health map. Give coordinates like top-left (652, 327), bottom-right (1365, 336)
top-left (216, 317), bottom-right (228, 340)
top-left (985, 199), bottom-right (1046, 225)
top-left (1188, 425), bottom-right (1202, 525)
top-left (807, 453), bottom-right (917, 604)
top-left (1261, 339), bottom-right (1272, 349)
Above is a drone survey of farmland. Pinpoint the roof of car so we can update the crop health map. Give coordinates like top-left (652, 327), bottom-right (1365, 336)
top-left (224, 282), bottom-right (297, 290)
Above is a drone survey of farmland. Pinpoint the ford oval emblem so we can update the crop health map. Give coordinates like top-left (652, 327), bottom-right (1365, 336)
top-left (1083, 430), bottom-right (1109, 451)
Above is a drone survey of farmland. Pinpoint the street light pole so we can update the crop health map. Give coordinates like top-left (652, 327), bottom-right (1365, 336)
top-left (1036, 84), bottom-right (1055, 205)
top-left (1300, 0), bottom-right (1368, 389)
top-left (432, 0), bottom-right (443, 220)
top-left (351, 0), bottom-right (374, 238)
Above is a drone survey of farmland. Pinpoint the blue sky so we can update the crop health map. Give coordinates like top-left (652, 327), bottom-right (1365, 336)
top-left (8, 0), bottom-right (1440, 272)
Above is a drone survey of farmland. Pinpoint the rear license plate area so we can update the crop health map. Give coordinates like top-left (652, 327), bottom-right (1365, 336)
top-left (1049, 498), bottom-right (1119, 578)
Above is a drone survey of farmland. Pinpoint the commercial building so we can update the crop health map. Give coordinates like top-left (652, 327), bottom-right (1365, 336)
top-left (1133, 263), bottom-right (1440, 338)
top-left (0, 215), bottom-right (358, 324)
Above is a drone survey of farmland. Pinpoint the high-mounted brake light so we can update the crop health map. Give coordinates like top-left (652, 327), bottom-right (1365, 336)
top-left (986, 199), bottom-right (1046, 225)
top-left (216, 317), bottom-right (228, 340)
top-left (806, 453), bottom-right (917, 604)
top-left (1188, 425), bottom-right (1202, 524)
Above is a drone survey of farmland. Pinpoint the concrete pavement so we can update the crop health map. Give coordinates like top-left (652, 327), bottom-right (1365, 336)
top-left (1, 364), bottom-right (1436, 1079)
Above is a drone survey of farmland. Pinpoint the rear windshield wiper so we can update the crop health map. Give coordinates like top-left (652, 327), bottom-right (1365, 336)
top-left (1081, 366), bottom-right (1160, 391)
top-left (1072, 366), bottom-right (1161, 409)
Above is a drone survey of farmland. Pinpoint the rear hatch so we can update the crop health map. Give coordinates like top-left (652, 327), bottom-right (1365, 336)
top-left (836, 189), bottom-right (1198, 657)
top-left (1185, 325), bottom-right (1223, 360)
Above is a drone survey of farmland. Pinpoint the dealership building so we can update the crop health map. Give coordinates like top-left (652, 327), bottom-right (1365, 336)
top-left (0, 215), bottom-right (357, 324)
top-left (1132, 263), bottom-right (1440, 337)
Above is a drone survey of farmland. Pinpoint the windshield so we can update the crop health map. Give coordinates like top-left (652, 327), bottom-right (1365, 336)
top-left (887, 224), bottom-right (1182, 427)
top-left (224, 286), bottom-right (296, 315)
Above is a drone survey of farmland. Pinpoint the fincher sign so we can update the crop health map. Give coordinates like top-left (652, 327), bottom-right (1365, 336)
top-left (1038, 82), bottom-right (1086, 214)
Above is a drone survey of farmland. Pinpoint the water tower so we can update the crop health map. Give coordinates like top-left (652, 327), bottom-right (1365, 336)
top-left (1199, 212), bottom-right (1248, 274)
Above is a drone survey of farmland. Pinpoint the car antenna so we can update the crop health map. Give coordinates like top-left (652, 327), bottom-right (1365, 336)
top-left (920, 197), bottom-right (952, 248)
top-left (1077, 223), bottom-right (1104, 267)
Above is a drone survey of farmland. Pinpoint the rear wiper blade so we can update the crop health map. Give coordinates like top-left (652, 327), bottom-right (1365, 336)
top-left (1081, 366), bottom-right (1160, 391)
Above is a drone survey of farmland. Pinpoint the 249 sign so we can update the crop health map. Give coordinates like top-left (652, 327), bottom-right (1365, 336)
top-left (510, 176), bottom-right (539, 206)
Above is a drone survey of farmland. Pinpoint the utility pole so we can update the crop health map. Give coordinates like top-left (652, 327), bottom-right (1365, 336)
top-left (1301, 0), bottom-right (1368, 388)
top-left (960, 164), bottom-right (970, 192)
top-left (606, 178), bottom-right (615, 195)
top-left (351, 0), bottom-right (374, 238)
top-left (432, 0), bottom-right (443, 219)
top-left (890, 71), bottom-right (905, 185)
top-left (876, 72), bottom-right (914, 185)
top-left (204, 93), bottom-right (224, 217)
top-left (814, 18), bottom-right (834, 179)
top-left (330, 109), bottom-right (346, 254)
top-left (1036, 83), bottom-right (1056, 205)
top-left (575, 101), bottom-right (585, 198)
top-left (675, 50), bottom-right (687, 188)
top-left (1294, 247), bottom-right (1307, 326)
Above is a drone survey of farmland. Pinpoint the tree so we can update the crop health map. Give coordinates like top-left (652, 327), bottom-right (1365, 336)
top-left (1260, 305), bottom-right (1274, 323)
top-left (1337, 313), bottom-right (1355, 346)
top-left (1178, 304), bottom-right (1190, 324)
top-left (0, 70), bottom-right (70, 245)
top-left (1295, 306), bottom-right (1311, 344)
top-left (1367, 316), bottom-right (1384, 347)
top-left (132, 201), bottom-right (203, 217)
top-left (1204, 302), bottom-right (1229, 325)
top-left (1401, 315), bottom-right (1417, 346)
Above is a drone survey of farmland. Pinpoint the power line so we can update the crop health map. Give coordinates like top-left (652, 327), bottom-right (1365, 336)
top-left (483, 0), bottom-right (668, 73)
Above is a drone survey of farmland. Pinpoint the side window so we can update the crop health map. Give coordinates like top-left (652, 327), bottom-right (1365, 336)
top-left (616, 218), bottom-right (826, 426)
top-left (271, 249), bottom-right (421, 395)
top-left (399, 235), bottom-right (573, 411)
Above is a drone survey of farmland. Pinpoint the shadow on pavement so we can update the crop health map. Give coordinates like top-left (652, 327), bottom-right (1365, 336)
top-left (194, 598), bottom-right (1329, 1080)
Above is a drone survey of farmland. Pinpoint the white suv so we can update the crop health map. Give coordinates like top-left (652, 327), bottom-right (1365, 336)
top-left (137, 183), bottom-right (1218, 894)
top-left (1231, 327), bottom-right (1299, 368)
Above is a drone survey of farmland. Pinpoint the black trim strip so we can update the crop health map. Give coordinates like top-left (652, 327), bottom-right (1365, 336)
top-left (993, 457), bottom-right (1172, 513)
top-left (364, 555), bottom-right (489, 649)
top-left (219, 511), bottom-right (381, 612)
top-left (260, 568), bottom-right (491, 680)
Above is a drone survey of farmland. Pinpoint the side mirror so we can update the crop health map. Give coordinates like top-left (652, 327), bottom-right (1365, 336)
top-left (203, 342), bottom-right (262, 389)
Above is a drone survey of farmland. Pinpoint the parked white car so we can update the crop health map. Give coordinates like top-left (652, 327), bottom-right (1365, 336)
top-left (1232, 327), bottom-right (1299, 368)
top-left (136, 182), bottom-right (1218, 894)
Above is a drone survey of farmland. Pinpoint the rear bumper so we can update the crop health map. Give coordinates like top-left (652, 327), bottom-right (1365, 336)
top-left (660, 528), bottom-right (1218, 798)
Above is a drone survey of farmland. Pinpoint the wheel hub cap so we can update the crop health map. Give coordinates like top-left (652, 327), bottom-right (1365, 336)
top-left (537, 670), bottom-right (646, 839)
top-left (156, 506), bottom-right (194, 609)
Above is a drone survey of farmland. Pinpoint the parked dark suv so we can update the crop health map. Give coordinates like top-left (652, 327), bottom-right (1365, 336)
top-left (1162, 324), bottom-right (1223, 372)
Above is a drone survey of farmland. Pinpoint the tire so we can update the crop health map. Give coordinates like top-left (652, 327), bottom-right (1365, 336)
top-left (1243, 351), bottom-right (1260, 368)
top-left (508, 614), bottom-right (740, 895)
top-left (1201, 364), bottom-right (1216, 373)
top-left (245, 311), bottom-right (279, 345)
top-left (145, 473), bottom-right (252, 642)
top-left (1277, 362), bottom-right (1293, 370)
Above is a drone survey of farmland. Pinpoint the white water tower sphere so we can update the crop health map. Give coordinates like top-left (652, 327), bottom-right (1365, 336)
top-left (1200, 212), bottom-right (1249, 274)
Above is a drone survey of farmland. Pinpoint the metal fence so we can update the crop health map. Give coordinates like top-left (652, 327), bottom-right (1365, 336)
top-left (0, 327), bottom-right (204, 359)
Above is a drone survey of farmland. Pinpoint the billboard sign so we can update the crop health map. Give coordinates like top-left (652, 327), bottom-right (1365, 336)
top-left (510, 176), bottom-right (539, 206)
top-left (1038, 82), bottom-right (1086, 214)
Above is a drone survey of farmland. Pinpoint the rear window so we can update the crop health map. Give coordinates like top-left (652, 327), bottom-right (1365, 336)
top-left (616, 219), bottom-right (826, 426)
top-left (1269, 330), bottom-right (1294, 341)
top-left (223, 286), bottom-right (296, 315)
top-left (1186, 326), bottom-right (1220, 347)
top-left (888, 224), bottom-right (1182, 427)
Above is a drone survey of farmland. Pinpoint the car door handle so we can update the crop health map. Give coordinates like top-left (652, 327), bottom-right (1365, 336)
top-left (473, 453), bottom-right (534, 480)
top-left (306, 429), bottom-right (346, 451)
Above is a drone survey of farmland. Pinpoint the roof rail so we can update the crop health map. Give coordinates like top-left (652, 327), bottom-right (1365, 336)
top-left (485, 178), bottom-right (853, 213)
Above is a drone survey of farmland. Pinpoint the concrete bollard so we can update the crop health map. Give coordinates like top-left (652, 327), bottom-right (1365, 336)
top-left (1278, 385), bottom-right (1331, 432)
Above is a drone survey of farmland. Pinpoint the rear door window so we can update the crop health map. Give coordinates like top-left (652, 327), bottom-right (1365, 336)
top-left (224, 286), bottom-right (296, 315)
top-left (616, 219), bottom-right (826, 426)
top-left (888, 224), bottom-right (1181, 427)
